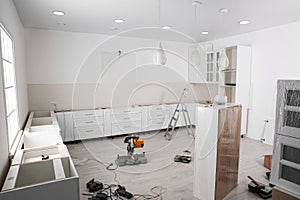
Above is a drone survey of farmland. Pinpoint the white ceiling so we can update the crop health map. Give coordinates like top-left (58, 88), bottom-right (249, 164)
top-left (13, 0), bottom-right (300, 42)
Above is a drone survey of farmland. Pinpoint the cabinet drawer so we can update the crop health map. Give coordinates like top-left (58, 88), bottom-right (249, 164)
top-left (111, 107), bottom-right (141, 115)
top-left (148, 105), bottom-right (169, 113)
top-left (111, 113), bottom-right (141, 123)
top-left (74, 126), bottom-right (104, 140)
top-left (74, 117), bottom-right (104, 128)
top-left (147, 118), bottom-right (169, 130)
top-left (111, 121), bottom-right (141, 135)
top-left (72, 110), bottom-right (104, 119)
top-left (147, 111), bottom-right (169, 120)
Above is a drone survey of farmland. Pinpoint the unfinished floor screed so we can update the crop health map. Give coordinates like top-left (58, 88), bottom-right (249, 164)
top-left (67, 128), bottom-right (272, 200)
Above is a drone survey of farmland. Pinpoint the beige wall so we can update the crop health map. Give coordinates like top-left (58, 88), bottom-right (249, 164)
top-left (28, 83), bottom-right (218, 111)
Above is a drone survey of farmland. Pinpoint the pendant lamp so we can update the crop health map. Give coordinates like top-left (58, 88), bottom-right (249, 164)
top-left (153, 0), bottom-right (167, 65)
top-left (217, 48), bottom-right (229, 70)
top-left (154, 41), bottom-right (167, 65)
top-left (217, 9), bottom-right (230, 70)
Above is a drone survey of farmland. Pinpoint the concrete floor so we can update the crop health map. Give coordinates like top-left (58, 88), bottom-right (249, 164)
top-left (67, 128), bottom-right (272, 199)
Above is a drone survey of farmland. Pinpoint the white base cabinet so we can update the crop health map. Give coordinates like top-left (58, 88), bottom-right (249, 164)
top-left (57, 103), bottom-right (197, 142)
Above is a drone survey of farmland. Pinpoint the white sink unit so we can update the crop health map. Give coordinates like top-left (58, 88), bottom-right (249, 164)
top-left (0, 157), bottom-right (79, 200)
top-left (1, 111), bottom-right (79, 200)
top-left (12, 145), bottom-right (70, 165)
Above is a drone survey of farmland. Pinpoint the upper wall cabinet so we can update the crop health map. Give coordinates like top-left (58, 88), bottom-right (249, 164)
top-left (188, 45), bottom-right (219, 84)
top-left (188, 45), bottom-right (206, 83)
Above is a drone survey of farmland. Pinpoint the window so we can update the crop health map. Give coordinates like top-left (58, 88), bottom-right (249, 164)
top-left (0, 24), bottom-right (19, 148)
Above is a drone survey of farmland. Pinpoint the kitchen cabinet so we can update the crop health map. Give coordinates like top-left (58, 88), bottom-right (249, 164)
top-left (56, 103), bottom-right (197, 142)
top-left (193, 104), bottom-right (241, 200)
top-left (218, 45), bottom-right (252, 135)
top-left (188, 45), bottom-right (207, 83)
top-left (1, 112), bottom-right (79, 200)
top-left (56, 112), bottom-right (74, 142)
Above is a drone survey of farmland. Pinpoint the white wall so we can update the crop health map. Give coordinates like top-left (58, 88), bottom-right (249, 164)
top-left (25, 28), bottom-right (217, 111)
top-left (209, 21), bottom-right (300, 145)
top-left (0, 0), bottom-right (28, 188)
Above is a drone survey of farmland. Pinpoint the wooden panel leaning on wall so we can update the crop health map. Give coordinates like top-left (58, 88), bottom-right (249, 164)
top-left (215, 105), bottom-right (242, 200)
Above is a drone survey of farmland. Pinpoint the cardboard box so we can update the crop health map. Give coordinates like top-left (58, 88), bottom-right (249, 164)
top-left (263, 154), bottom-right (272, 170)
top-left (272, 187), bottom-right (300, 200)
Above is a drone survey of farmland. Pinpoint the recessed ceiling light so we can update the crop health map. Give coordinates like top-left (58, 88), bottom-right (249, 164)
top-left (114, 19), bottom-right (125, 23)
top-left (110, 27), bottom-right (118, 30)
top-left (192, 1), bottom-right (202, 6)
top-left (52, 10), bottom-right (65, 16)
top-left (57, 22), bottom-right (66, 26)
top-left (201, 31), bottom-right (209, 35)
top-left (239, 20), bottom-right (250, 25)
top-left (218, 8), bottom-right (230, 13)
top-left (162, 26), bottom-right (171, 30)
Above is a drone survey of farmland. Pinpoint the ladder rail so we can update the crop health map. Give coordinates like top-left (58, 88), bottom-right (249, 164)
top-left (164, 88), bottom-right (194, 140)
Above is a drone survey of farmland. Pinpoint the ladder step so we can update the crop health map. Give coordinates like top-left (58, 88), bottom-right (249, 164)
top-left (175, 109), bottom-right (180, 112)
top-left (172, 117), bottom-right (178, 121)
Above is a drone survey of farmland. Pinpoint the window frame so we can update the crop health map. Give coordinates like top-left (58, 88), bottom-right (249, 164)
top-left (0, 22), bottom-right (20, 150)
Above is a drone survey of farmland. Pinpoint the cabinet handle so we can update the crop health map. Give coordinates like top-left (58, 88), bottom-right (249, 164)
top-left (85, 113), bottom-right (93, 116)
top-left (123, 117), bottom-right (130, 120)
top-left (123, 111), bottom-right (130, 113)
top-left (123, 125), bottom-right (131, 128)
top-left (85, 121), bottom-right (94, 124)
top-left (156, 114), bottom-right (163, 117)
top-left (85, 130), bottom-right (94, 133)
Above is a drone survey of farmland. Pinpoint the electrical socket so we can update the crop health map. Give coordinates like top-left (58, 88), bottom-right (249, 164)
top-left (50, 101), bottom-right (57, 111)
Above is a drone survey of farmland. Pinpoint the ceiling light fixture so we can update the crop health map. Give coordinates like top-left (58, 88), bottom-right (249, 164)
top-left (217, 8), bottom-right (229, 70)
top-left (239, 20), bottom-right (250, 25)
top-left (52, 10), bottom-right (65, 16)
top-left (162, 26), bottom-right (171, 30)
top-left (218, 8), bottom-right (230, 13)
top-left (201, 31), bottom-right (208, 35)
top-left (114, 19), bottom-right (125, 23)
top-left (57, 22), bottom-right (66, 26)
top-left (153, 0), bottom-right (167, 65)
top-left (192, 1), bottom-right (202, 6)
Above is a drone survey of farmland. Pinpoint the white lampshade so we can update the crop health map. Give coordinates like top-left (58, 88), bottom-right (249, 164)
top-left (217, 48), bottom-right (229, 70)
top-left (153, 41), bottom-right (167, 65)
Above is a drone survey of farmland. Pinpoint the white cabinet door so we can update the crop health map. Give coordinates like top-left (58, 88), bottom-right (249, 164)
top-left (188, 45), bottom-right (206, 83)
top-left (103, 109), bottom-right (111, 136)
top-left (56, 112), bottom-right (74, 142)
top-left (145, 105), bottom-right (170, 131)
top-left (74, 126), bottom-right (104, 140)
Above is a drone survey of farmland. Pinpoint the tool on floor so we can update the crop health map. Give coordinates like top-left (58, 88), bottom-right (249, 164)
top-left (164, 88), bottom-right (194, 140)
top-left (174, 150), bottom-right (192, 163)
top-left (86, 178), bottom-right (104, 192)
top-left (116, 135), bottom-right (147, 166)
top-left (116, 185), bottom-right (133, 199)
top-left (247, 176), bottom-right (272, 199)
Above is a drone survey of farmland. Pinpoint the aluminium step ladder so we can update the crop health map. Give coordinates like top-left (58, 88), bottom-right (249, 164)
top-left (164, 88), bottom-right (194, 141)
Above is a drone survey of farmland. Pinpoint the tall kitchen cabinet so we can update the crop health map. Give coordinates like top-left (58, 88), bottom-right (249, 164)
top-left (193, 104), bottom-right (241, 200)
top-left (218, 45), bottom-right (252, 135)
